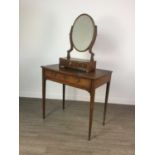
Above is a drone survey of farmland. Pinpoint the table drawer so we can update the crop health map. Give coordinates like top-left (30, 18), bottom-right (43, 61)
top-left (44, 70), bottom-right (91, 90)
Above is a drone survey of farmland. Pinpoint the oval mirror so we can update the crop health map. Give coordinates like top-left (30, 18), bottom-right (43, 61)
top-left (72, 14), bottom-right (96, 52)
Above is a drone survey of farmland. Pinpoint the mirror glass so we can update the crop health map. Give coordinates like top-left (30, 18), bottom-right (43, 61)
top-left (72, 14), bottom-right (95, 52)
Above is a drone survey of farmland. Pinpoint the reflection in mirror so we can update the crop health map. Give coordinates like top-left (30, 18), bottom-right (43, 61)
top-left (72, 14), bottom-right (95, 52)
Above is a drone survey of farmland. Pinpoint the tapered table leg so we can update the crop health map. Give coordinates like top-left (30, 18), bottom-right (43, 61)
top-left (103, 81), bottom-right (110, 125)
top-left (62, 84), bottom-right (65, 110)
top-left (88, 89), bottom-right (95, 140)
top-left (42, 70), bottom-right (46, 119)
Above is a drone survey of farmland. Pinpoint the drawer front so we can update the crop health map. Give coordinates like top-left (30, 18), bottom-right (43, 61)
top-left (44, 70), bottom-right (91, 90)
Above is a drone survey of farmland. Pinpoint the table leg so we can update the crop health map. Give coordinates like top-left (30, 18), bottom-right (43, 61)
top-left (88, 89), bottom-right (95, 140)
top-left (62, 84), bottom-right (65, 110)
top-left (103, 81), bottom-right (110, 125)
top-left (42, 70), bottom-right (46, 119)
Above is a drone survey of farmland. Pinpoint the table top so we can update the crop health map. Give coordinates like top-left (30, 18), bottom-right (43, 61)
top-left (41, 64), bottom-right (112, 80)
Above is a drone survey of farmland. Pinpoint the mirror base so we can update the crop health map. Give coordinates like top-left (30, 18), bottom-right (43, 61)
top-left (59, 57), bottom-right (96, 73)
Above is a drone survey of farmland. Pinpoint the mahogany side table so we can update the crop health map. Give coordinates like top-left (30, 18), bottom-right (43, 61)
top-left (41, 64), bottom-right (112, 140)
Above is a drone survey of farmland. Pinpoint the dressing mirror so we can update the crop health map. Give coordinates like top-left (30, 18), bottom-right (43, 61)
top-left (59, 14), bottom-right (97, 72)
top-left (72, 14), bottom-right (95, 52)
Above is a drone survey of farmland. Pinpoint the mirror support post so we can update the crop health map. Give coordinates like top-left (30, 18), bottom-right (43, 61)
top-left (67, 26), bottom-right (73, 59)
top-left (89, 26), bottom-right (97, 61)
top-left (89, 50), bottom-right (94, 61)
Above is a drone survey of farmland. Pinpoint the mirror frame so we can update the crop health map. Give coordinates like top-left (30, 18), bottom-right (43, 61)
top-left (72, 14), bottom-right (96, 52)
top-left (67, 13), bottom-right (97, 61)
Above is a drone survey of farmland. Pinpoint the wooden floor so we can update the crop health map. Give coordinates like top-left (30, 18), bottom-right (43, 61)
top-left (19, 98), bottom-right (135, 155)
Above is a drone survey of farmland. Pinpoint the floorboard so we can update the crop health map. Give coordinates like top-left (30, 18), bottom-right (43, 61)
top-left (19, 97), bottom-right (135, 155)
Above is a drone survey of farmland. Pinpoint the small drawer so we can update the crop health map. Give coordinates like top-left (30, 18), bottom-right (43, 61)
top-left (44, 70), bottom-right (91, 91)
